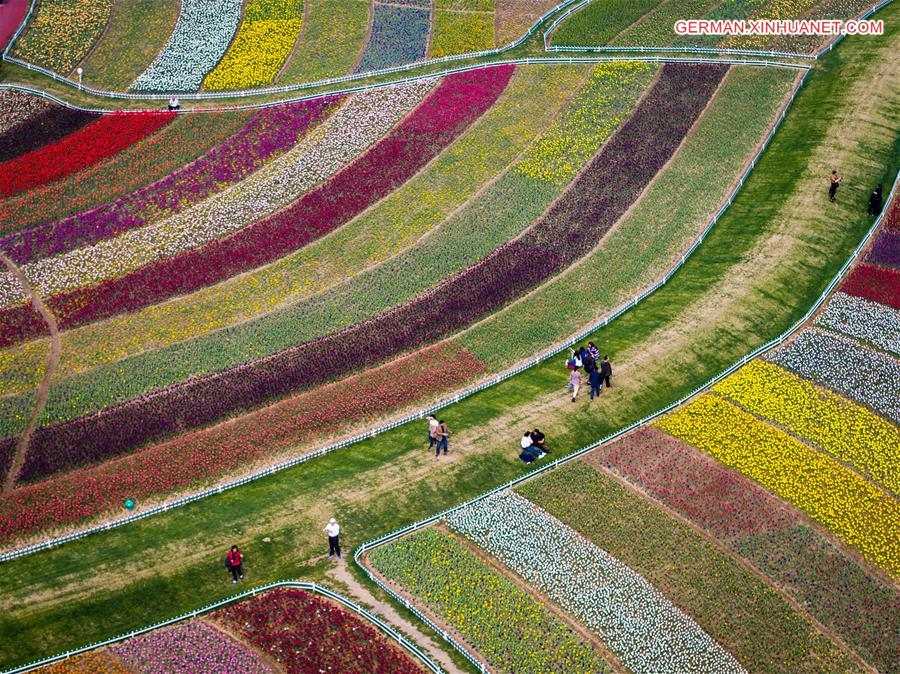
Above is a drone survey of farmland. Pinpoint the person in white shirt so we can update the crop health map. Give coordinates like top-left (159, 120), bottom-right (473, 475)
top-left (426, 414), bottom-right (440, 451)
top-left (324, 518), bottom-right (341, 558)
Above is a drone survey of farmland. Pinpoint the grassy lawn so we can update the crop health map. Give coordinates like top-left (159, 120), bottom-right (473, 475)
top-left (0, 4), bottom-right (896, 669)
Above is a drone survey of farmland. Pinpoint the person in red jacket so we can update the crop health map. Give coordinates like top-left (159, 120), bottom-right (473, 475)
top-left (225, 545), bottom-right (244, 584)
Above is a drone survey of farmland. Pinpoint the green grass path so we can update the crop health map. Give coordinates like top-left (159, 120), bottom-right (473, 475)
top-left (0, 6), bottom-right (897, 668)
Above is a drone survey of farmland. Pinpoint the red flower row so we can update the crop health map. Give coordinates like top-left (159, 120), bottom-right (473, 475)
top-left (0, 111), bottom-right (174, 198)
top-left (839, 263), bottom-right (900, 309)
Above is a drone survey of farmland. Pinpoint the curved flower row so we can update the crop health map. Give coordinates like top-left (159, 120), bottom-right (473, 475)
top-left (765, 328), bottom-right (900, 423)
top-left (0, 63), bottom-right (717, 469)
top-left (0, 112), bottom-right (174, 199)
top-left (712, 359), bottom-right (900, 493)
top-left (816, 291), bottom-right (900, 356)
top-left (446, 491), bottom-right (746, 674)
top-left (36, 651), bottom-right (133, 673)
top-left (655, 394), bottom-right (900, 576)
top-left (203, 0), bottom-right (303, 90)
top-left (109, 620), bottom-right (273, 674)
top-left (355, 3), bottom-right (431, 73)
top-left (768, 0), bottom-right (875, 54)
top-left (0, 342), bottom-right (484, 539)
top-left (132, 0), bottom-right (243, 91)
top-left (10, 0), bottom-right (112, 73)
top-left (0, 81), bottom-right (433, 300)
top-left (212, 588), bottom-right (425, 673)
top-left (839, 263), bottom-right (900, 309)
top-left (0, 90), bottom-right (52, 136)
top-left (0, 66), bottom-right (514, 344)
top-left (864, 229), bottom-right (900, 269)
top-left (591, 427), bottom-right (899, 673)
top-left (0, 104), bottom-right (96, 165)
top-left (368, 528), bottom-right (613, 673)
top-left (0, 99), bottom-right (337, 266)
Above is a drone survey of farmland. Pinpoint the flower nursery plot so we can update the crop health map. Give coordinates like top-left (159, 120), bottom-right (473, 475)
top-left (354, 3), bottom-right (431, 73)
top-left (368, 528), bottom-right (613, 673)
top-left (839, 263), bottom-right (900, 309)
top-left (816, 291), bottom-right (900, 356)
top-left (0, 103), bottom-right (96, 164)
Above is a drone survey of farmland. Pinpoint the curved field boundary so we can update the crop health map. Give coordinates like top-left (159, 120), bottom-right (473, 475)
top-left (352, 175), bottom-right (899, 674)
top-left (0, 61), bottom-right (811, 565)
top-left (544, 0), bottom-right (892, 59)
top-left (0, 580), bottom-right (443, 674)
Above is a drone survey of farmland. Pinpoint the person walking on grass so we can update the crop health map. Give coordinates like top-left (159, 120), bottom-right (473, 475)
top-left (600, 355), bottom-right (613, 388)
top-left (426, 414), bottom-right (440, 450)
top-left (589, 367), bottom-right (602, 401)
top-left (829, 170), bottom-right (843, 203)
top-left (569, 368), bottom-right (581, 402)
top-left (324, 518), bottom-right (341, 559)
top-left (868, 184), bottom-right (883, 216)
top-left (436, 419), bottom-right (451, 456)
top-left (225, 545), bottom-right (244, 584)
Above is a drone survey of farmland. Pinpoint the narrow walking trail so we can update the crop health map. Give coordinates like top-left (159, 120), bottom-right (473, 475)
top-left (326, 559), bottom-right (468, 674)
top-left (0, 251), bottom-right (59, 492)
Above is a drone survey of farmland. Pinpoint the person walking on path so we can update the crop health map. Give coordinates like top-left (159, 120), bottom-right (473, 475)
top-left (600, 356), bottom-right (613, 389)
top-left (225, 545), bottom-right (244, 584)
top-left (569, 368), bottom-right (581, 402)
top-left (436, 419), bottom-right (451, 456)
top-left (589, 368), bottom-right (602, 401)
top-left (868, 184), bottom-right (883, 216)
top-left (325, 518), bottom-right (341, 559)
top-left (426, 415), bottom-right (440, 451)
top-left (829, 170), bottom-right (843, 203)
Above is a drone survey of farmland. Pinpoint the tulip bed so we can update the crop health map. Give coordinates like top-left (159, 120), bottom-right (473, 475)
top-left (517, 462), bottom-right (863, 673)
top-left (655, 394), bottom-right (900, 576)
top-left (720, 0), bottom-right (819, 50)
top-left (765, 328), bottom-right (900, 422)
top-left (203, 0), bottom-right (303, 91)
top-left (0, 112), bottom-right (174, 200)
top-left (864, 229), bottom-right (900, 269)
top-left (0, 341), bottom-right (484, 540)
top-left (445, 491), bottom-right (745, 674)
top-left (355, 3), bottom-right (431, 73)
top-left (211, 588), bottom-right (425, 673)
top-left (0, 104), bottom-right (96, 164)
top-left (712, 359), bottom-right (900, 493)
top-left (0, 99), bottom-right (336, 268)
top-left (590, 427), bottom-right (900, 673)
top-left (610, 0), bottom-right (721, 47)
top-left (0, 67), bottom-right (511, 343)
top-left (0, 109), bottom-right (252, 231)
top-left (10, 0), bottom-right (112, 73)
top-left (816, 291), bottom-right (900, 355)
top-left (36, 652), bottom-right (133, 673)
top-left (0, 90), bottom-right (52, 136)
top-left (0, 83), bottom-right (432, 301)
top-left (108, 620), bottom-right (273, 674)
top-left (550, 0), bottom-right (663, 46)
top-left (368, 528), bottom-right (613, 673)
top-left (768, 0), bottom-right (876, 54)
top-left (132, 0), bottom-right (243, 91)
top-left (839, 263), bottom-right (900, 309)
top-left (431, 0), bottom-right (495, 57)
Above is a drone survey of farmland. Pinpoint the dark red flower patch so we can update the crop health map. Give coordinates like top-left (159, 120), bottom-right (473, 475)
top-left (839, 263), bottom-right (900, 309)
top-left (0, 104), bottom-right (96, 163)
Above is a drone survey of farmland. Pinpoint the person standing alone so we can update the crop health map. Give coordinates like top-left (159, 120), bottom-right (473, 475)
top-left (829, 170), bottom-right (843, 203)
top-left (225, 545), bottom-right (244, 584)
top-left (324, 518), bottom-right (341, 559)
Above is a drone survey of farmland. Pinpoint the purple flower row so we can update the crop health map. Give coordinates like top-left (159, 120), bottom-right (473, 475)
top-left (864, 229), bottom-right (900, 269)
top-left (6, 64), bottom-right (725, 474)
top-left (0, 98), bottom-right (339, 264)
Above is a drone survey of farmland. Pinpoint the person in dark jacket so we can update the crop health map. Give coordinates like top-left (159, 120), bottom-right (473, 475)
top-left (530, 428), bottom-right (547, 452)
top-left (226, 545), bottom-right (244, 583)
top-left (589, 368), bottom-right (602, 400)
top-left (600, 356), bottom-right (612, 388)
top-left (868, 184), bottom-right (883, 216)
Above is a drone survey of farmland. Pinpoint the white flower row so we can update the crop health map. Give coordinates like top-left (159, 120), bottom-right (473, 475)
top-left (766, 328), bottom-right (900, 423)
top-left (132, 0), bottom-right (243, 92)
top-left (0, 80), bottom-right (436, 305)
top-left (444, 491), bottom-right (746, 674)
top-left (0, 91), bottom-right (52, 135)
top-left (816, 291), bottom-right (900, 356)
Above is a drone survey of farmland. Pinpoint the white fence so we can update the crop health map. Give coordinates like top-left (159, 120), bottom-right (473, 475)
top-left (0, 64), bottom-right (811, 564)
top-left (0, 580), bottom-right (444, 674)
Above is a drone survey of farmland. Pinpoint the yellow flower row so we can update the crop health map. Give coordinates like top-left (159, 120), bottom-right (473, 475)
top-left (12, 0), bottom-right (112, 74)
top-left (204, 19), bottom-right (301, 91)
top-left (722, 0), bottom-right (818, 49)
top-left (655, 395), bottom-right (900, 577)
top-left (713, 360), bottom-right (900, 494)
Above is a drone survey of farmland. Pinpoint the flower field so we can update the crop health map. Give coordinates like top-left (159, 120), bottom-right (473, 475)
top-left (766, 328), bottom-right (900, 423)
top-left (368, 528), bottom-right (613, 673)
top-left (37, 652), bottom-right (133, 673)
top-left (590, 427), bottom-right (900, 673)
top-left (655, 394), bottom-right (900, 576)
top-left (0, 104), bottom-right (96, 164)
top-left (355, 3), bottom-right (431, 73)
top-left (11, 0), bottom-right (112, 73)
top-left (864, 229), bottom-right (900, 269)
top-left (0, 112), bottom-right (174, 199)
top-left (132, 0), bottom-right (243, 91)
top-left (445, 492), bottom-right (745, 673)
top-left (839, 263), bottom-right (900, 309)
top-left (203, 0), bottom-right (304, 90)
top-left (816, 291), bottom-right (900, 355)
top-left (0, 90), bottom-right (52, 136)
top-left (431, 0), bottom-right (496, 57)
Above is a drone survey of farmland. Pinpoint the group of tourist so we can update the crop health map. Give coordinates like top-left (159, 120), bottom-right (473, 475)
top-left (566, 342), bottom-right (612, 402)
top-left (519, 428), bottom-right (548, 463)
top-left (829, 170), bottom-right (884, 217)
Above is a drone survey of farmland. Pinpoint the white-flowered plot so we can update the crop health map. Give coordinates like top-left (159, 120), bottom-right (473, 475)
top-left (132, 0), bottom-right (243, 92)
top-left (0, 80), bottom-right (436, 305)
top-left (445, 491), bottom-right (747, 674)
top-left (816, 291), bottom-right (900, 356)
top-left (766, 328), bottom-right (900, 423)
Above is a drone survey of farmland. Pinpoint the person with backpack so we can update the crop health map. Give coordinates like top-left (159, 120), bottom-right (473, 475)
top-left (225, 545), bottom-right (244, 584)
